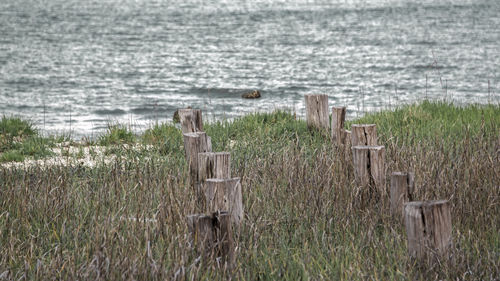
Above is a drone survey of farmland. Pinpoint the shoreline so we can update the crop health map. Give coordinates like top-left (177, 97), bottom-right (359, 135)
top-left (1, 100), bottom-right (499, 279)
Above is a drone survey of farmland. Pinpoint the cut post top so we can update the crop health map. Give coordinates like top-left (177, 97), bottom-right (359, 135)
top-left (305, 94), bottom-right (328, 97)
top-left (179, 108), bottom-right (201, 113)
top-left (351, 145), bottom-right (385, 150)
top-left (205, 177), bottom-right (240, 183)
top-left (187, 211), bottom-right (229, 221)
top-left (351, 124), bottom-right (376, 128)
top-left (198, 152), bottom-right (230, 157)
top-left (187, 213), bottom-right (212, 221)
top-left (404, 200), bottom-right (448, 208)
top-left (183, 131), bottom-right (206, 137)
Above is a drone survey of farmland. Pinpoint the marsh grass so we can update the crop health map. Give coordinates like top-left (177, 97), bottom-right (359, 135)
top-left (0, 117), bottom-right (55, 163)
top-left (0, 102), bottom-right (498, 280)
top-left (98, 124), bottom-right (136, 146)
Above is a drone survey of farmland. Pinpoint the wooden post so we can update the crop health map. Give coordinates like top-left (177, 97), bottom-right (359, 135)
top-left (198, 152), bottom-right (231, 181)
top-left (343, 129), bottom-right (352, 161)
top-left (390, 172), bottom-right (414, 217)
top-left (344, 129), bottom-right (351, 146)
top-left (186, 211), bottom-right (235, 267)
top-left (404, 200), bottom-right (452, 262)
top-left (331, 106), bottom-right (346, 145)
top-left (352, 145), bottom-right (386, 195)
top-left (183, 132), bottom-right (211, 192)
top-left (179, 108), bottom-right (203, 134)
top-left (198, 152), bottom-right (231, 207)
top-left (305, 94), bottom-right (329, 131)
top-left (352, 146), bottom-right (370, 187)
top-left (214, 212), bottom-right (235, 267)
top-left (204, 178), bottom-right (243, 225)
top-left (369, 146), bottom-right (385, 191)
top-left (186, 214), bottom-right (214, 254)
top-left (351, 124), bottom-right (377, 146)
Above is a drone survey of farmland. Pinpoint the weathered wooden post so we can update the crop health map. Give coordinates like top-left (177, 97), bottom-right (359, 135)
top-left (343, 129), bottom-right (352, 162)
top-left (198, 152), bottom-right (231, 207)
top-left (305, 94), bottom-right (329, 131)
top-left (186, 211), bottom-right (235, 267)
top-left (351, 124), bottom-right (377, 146)
top-left (352, 146), bottom-right (370, 187)
top-left (198, 152), bottom-right (231, 182)
top-left (204, 178), bottom-right (243, 225)
top-left (183, 132), bottom-right (212, 193)
top-left (344, 130), bottom-right (351, 146)
top-left (390, 172), bottom-right (414, 218)
top-left (352, 145), bottom-right (386, 195)
top-left (404, 200), bottom-right (452, 263)
top-left (186, 214), bottom-right (214, 254)
top-left (215, 211), bottom-right (235, 267)
top-left (331, 106), bottom-right (346, 145)
top-left (179, 108), bottom-right (203, 134)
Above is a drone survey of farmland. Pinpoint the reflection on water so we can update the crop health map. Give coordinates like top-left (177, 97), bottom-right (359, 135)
top-left (0, 0), bottom-right (498, 137)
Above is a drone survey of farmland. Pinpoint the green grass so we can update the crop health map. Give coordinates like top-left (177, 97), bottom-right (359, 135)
top-left (347, 100), bottom-right (500, 147)
top-left (142, 122), bottom-right (183, 155)
top-left (98, 124), bottom-right (136, 146)
top-left (0, 116), bottom-right (36, 139)
top-left (0, 116), bottom-right (55, 162)
top-left (0, 101), bottom-right (499, 280)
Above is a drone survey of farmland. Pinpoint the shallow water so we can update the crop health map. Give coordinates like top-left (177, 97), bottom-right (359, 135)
top-left (0, 0), bottom-right (498, 137)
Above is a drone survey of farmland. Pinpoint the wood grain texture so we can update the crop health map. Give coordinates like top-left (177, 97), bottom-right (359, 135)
top-left (404, 200), bottom-right (452, 262)
top-left (198, 152), bottom-right (231, 182)
top-left (305, 94), bottom-right (329, 131)
top-left (204, 178), bottom-right (243, 225)
top-left (331, 106), bottom-right (346, 144)
top-left (186, 212), bottom-right (235, 267)
top-left (183, 132), bottom-right (211, 191)
top-left (352, 145), bottom-right (386, 197)
top-left (179, 108), bottom-right (203, 134)
top-left (390, 172), bottom-right (414, 217)
top-left (351, 124), bottom-right (377, 146)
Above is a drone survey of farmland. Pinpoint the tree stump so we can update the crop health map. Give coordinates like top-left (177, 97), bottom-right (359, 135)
top-left (186, 211), bottom-right (235, 267)
top-left (404, 200), bottom-right (452, 263)
top-left (183, 132), bottom-right (212, 192)
top-left (179, 108), bottom-right (203, 134)
top-left (351, 124), bottom-right (377, 146)
top-left (352, 145), bottom-right (386, 196)
top-left (390, 172), bottom-right (414, 218)
top-left (203, 178), bottom-right (243, 225)
top-left (305, 94), bottom-right (329, 131)
top-left (331, 106), bottom-right (346, 144)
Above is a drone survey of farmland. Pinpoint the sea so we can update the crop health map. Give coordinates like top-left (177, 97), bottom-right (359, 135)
top-left (0, 0), bottom-right (498, 138)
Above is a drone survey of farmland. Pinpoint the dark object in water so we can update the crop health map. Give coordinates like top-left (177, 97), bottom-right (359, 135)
top-left (173, 106), bottom-right (192, 123)
top-left (242, 90), bottom-right (261, 99)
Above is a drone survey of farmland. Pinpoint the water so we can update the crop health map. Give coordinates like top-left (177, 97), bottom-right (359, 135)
top-left (0, 0), bottom-right (498, 138)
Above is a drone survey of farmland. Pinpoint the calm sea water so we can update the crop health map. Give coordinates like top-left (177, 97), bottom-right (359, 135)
top-left (0, 0), bottom-right (498, 137)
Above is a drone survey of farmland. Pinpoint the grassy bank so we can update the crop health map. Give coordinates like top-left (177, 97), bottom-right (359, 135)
top-left (0, 116), bottom-right (58, 163)
top-left (0, 101), bottom-right (499, 280)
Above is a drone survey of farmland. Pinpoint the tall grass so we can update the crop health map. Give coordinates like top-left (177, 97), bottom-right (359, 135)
top-left (0, 116), bottom-right (54, 162)
top-left (0, 101), bottom-right (498, 280)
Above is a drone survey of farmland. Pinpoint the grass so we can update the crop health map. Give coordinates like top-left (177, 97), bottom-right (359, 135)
top-left (347, 100), bottom-right (500, 147)
top-left (0, 101), bottom-right (499, 280)
top-left (0, 116), bottom-right (54, 162)
top-left (142, 122), bottom-right (183, 154)
top-left (98, 123), bottom-right (136, 146)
